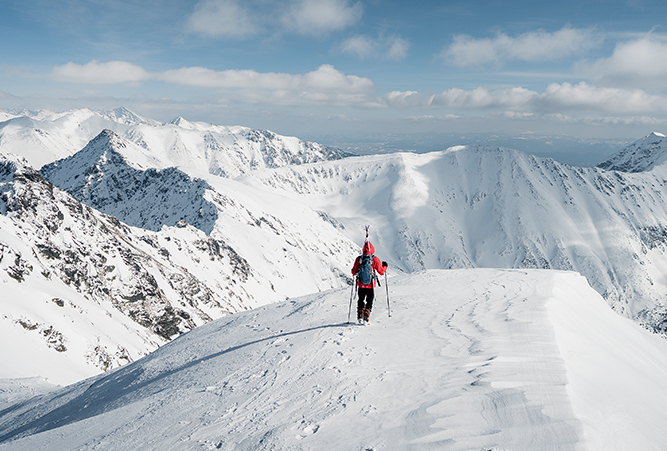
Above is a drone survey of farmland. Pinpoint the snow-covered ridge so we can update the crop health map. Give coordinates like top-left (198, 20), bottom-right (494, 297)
top-left (1, 148), bottom-right (358, 384)
top-left (242, 144), bottom-right (667, 330)
top-left (2, 270), bottom-right (667, 450)
top-left (597, 131), bottom-right (667, 172)
top-left (0, 107), bottom-right (353, 175)
top-left (41, 130), bottom-right (218, 234)
top-left (0, 153), bottom-right (264, 383)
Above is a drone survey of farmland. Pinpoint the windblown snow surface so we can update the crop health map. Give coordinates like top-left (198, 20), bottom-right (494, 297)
top-left (2, 269), bottom-right (667, 450)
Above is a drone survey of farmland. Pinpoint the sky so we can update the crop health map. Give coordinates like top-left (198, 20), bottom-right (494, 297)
top-left (2, 0), bottom-right (667, 163)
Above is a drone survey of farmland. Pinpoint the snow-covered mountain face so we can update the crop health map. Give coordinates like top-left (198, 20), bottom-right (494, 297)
top-left (241, 141), bottom-right (667, 332)
top-left (3, 270), bottom-right (667, 450)
top-left (5, 106), bottom-right (667, 387)
top-left (38, 129), bottom-right (358, 298)
top-left (1, 151), bottom-right (357, 384)
top-left (597, 132), bottom-right (667, 172)
top-left (0, 108), bottom-right (352, 175)
top-left (124, 118), bottom-right (354, 178)
top-left (40, 130), bottom-right (219, 234)
top-left (0, 154), bottom-right (244, 384)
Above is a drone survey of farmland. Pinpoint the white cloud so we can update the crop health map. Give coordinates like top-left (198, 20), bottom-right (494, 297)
top-left (45, 59), bottom-right (667, 114)
top-left (342, 34), bottom-right (410, 60)
top-left (158, 64), bottom-right (375, 95)
top-left (381, 82), bottom-right (667, 116)
top-left (341, 36), bottom-right (375, 58)
top-left (382, 87), bottom-right (537, 110)
top-left (282, 0), bottom-right (362, 36)
top-left (443, 26), bottom-right (597, 67)
top-left (583, 37), bottom-right (667, 90)
top-left (185, 0), bottom-right (258, 38)
top-left (50, 61), bottom-right (375, 100)
top-left (536, 82), bottom-right (667, 114)
top-left (52, 60), bottom-right (150, 84)
top-left (386, 36), bottom-right (410, 60)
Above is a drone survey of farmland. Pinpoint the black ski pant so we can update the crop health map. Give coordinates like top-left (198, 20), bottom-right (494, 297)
top-left (357, 287), bottom-right (375, 312)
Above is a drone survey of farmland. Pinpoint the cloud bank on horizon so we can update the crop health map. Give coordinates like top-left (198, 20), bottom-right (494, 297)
top-left (2, 0), bottom-right (667, 140)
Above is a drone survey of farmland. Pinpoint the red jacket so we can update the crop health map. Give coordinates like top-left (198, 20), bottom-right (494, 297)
top-left (351, 241), bottom-right (386, 288)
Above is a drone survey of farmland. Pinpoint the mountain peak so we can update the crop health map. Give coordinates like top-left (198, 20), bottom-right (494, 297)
top-left (67, 129), bottom-right (132, 167)
top-left (597, 131), bottom-right (667, 172)
top-left (40, 130), bottom-right (218, 234)
top-left (99, 107), bottom-right (160, 126)
top-left (77, 129), bottom-right (169, 171)
top-left (0, 152), bottom-right (32, 183)
top-left (167, 116), bottom-right (195, 129)
top-left (94, 128), bottom-right (121, 142)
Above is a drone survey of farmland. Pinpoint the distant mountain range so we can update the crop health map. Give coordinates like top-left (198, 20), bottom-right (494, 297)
top-left (3, 107), bottom-right (667, 385)
top-left (0, 107), bottom-right (352, 173)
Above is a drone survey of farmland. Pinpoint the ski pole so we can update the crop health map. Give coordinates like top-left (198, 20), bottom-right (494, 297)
top-left (385, 272), bottom-right (391, 317)
top-left (348, 276), bottom-right (357, 323)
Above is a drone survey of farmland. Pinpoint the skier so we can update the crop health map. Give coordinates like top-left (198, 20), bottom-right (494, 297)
top-left (351, 240), bottom-right (388, 324)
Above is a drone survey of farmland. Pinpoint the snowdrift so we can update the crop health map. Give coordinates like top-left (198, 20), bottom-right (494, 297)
top-left (2, 269), bottom-right (666, 451)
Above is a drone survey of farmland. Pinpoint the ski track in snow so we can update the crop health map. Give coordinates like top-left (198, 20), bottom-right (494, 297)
top-left (2, 269), bottom-right (667, 450)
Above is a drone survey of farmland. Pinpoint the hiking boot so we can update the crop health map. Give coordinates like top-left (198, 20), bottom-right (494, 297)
top-left (363, 308), bottom-right (371, 323)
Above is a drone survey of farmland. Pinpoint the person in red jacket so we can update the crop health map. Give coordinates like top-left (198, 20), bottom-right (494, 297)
top-left (351, 241), bottom-right (388, 324)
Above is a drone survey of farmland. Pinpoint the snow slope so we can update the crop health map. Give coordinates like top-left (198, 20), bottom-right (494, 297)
top-left (240, 144), bottom-right (667, 329)
top-left (1, 269), bottom-right (666, 451)
top-left (597, 132), bottom-right (667, 172)
top-left (1, 148), bottom-right (357, 384)
top-left (0, 153), bottom-right (250, 384)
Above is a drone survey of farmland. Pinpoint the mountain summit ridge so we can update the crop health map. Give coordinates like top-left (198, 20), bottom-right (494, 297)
top-left (0, 107), bottom-right (353, 175)
top-left (597, 131), bottom-right (667, 172)
top-left (40, 129), bottom-right (217, 234)
top-left (2, 269), bottom-right (667, 450)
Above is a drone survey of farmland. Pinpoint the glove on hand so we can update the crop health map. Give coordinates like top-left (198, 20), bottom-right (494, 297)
top-left (382, 261), bottom-right (388, 268)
